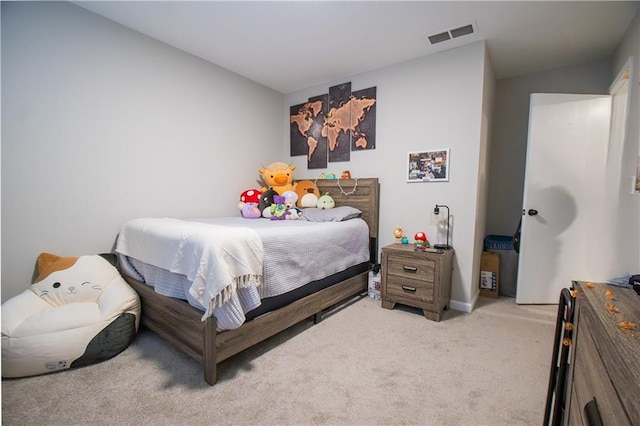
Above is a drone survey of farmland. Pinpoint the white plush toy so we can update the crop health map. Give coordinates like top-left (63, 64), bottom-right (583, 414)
top-left (282, 190), bottom-right (301, 220)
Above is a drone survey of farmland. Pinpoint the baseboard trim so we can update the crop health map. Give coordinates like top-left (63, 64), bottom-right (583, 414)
top-left (450, 292), bottom-right (480, 313)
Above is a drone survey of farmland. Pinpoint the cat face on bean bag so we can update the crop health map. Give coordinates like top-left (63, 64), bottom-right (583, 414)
top-left (31, 252), bottom-right (112, 306)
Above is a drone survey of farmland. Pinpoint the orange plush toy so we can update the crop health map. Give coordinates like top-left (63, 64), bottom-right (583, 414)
top-left (294, 180), bottom-right (320, 208)
top-left (259, 162), bottom-right (296, 195)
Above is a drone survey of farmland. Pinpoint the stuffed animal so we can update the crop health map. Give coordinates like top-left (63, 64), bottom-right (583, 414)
top-left (269, 195), bottom-right (289, 220)
top-left (259, 162), bottom-right (296, 195)
top-left (295, 180), bottom-right (320, 208)
top-left (414, 231), bottom-right (429, 249)
top-left (341, 170), bottom-right (352, 179)
top-left (238, 189), bottom-right (262, 219)
top-left (317, 192), bottom-right (335, 209)
top-left (1, 253), bottom-right (141, 378)
top-left (259, 188), bottom-right (278, 218)
top-left (393, 226), bottom-right (405, 241)
top-left (282, 191), bottom-right (301, 220)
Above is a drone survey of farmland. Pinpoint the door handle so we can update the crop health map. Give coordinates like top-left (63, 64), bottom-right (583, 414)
top-left (528, 209), bottom-right (539, 216)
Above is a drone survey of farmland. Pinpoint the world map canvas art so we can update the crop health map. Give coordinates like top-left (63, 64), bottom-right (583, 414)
top-left (290, 82), bottom-right (377, 169)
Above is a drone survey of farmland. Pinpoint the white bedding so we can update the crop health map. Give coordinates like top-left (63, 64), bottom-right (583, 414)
top-left (116, 217), bottom-right (369, 330)
top-left (116, 218), bottom-right (264, 321)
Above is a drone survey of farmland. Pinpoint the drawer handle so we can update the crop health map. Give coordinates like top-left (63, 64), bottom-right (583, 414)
top-left (583, 398), bottom-right (603, 426)
top-left (402, 266), bottom-right (418, 273)
top-left (402, 285), bottom-right (417, 292)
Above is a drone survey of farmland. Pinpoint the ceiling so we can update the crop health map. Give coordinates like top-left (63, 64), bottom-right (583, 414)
top-left (74, 1), bottom-right (639, 94)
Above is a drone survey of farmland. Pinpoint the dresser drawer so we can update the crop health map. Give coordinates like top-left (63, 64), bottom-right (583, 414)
top-left (386, 275), bottom-right (434, 303)
top-left (571, 316), bottom-right (630, 426)
top-left (386, 253), bottom-right (435, 282)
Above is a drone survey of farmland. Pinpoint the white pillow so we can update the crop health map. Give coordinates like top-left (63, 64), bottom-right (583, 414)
top-left (299, 206), bottom-right (362, 222)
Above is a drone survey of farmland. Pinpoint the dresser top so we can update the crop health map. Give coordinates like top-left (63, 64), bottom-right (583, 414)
top-left (574, 281), bottom-right (640, 328)
top-left (382, 243), bottom-right (454, 257)
top-left (573, 281), bottom-right (640, 390)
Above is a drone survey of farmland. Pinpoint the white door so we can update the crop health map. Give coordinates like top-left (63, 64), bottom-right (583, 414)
top-left (516, 93), bottom-right (612, 304)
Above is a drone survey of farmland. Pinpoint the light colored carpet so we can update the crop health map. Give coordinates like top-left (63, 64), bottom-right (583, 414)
top-left (2, 296), bottom-right (557, 426)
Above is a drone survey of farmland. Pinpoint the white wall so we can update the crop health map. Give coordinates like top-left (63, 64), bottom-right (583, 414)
top-left (612, 8), bottom-right (640, 273)
top-left (471, 46), bottom-right (496, 302)
top-left (283, 42), bottom-right (489, 310)
top-left (487, 60), bottom-right (612, 237)
top-left (1, 2), bottom-right (284, 301)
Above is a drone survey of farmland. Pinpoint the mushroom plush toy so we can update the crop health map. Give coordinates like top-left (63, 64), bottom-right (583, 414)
top-left (239, 189), bottom-right (262, 219)
top-left (414, 231), bottom-right (429, 248)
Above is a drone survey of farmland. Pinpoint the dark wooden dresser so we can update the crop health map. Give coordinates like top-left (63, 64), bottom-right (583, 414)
top-left (563, 281), bottom-right (640, 425)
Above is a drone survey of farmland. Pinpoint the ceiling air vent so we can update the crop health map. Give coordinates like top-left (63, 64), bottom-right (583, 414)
top-left (450, 24), bottom-right (474, 39)
top-left (426, 22), bottom-right (477, 45)
top-left (428, 31), bottom-right (451, 45)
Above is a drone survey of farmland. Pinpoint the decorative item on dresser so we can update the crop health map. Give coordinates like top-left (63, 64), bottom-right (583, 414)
top-left (546, 281), bottom-right (640, 425)
top-left (433, 204), bottom-right (452, 250)
top-left (380, 243), bottom-right (454, 322)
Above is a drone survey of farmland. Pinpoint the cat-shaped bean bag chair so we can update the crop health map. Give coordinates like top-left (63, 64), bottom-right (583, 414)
top-left (1, 252), bottom-right (141, 378)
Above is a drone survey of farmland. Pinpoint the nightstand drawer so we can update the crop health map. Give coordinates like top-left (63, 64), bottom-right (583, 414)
top-left (386, 254), bottom-right (435, 282)
top-left (386, 275), bottom-right (434, 303)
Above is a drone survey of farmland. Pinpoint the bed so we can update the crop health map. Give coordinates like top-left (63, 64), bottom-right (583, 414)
top-left (115, 178), bottom-right (379, 385)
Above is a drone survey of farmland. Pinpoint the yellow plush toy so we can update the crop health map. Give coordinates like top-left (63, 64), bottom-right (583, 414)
top-left (259, 162), bottom-right (296, 195)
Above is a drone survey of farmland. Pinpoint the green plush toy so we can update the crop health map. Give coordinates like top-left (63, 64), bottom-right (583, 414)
top-left (317, 192), bottom-right (335, 209)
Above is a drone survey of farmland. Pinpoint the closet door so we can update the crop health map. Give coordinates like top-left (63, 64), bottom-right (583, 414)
top-left (516, 93), bottom-right (611, 304)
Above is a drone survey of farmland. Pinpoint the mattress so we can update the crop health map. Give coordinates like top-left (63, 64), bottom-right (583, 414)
top-left (116, 217), bottom-right (370, 331)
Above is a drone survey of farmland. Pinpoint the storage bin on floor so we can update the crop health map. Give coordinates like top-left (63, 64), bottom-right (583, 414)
top-left (483, 235), bottom-right (519, 297)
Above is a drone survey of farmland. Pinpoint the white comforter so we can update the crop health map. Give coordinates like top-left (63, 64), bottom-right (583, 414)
top-left (116, 217), bottom-right (370, 329)
top-left (116, 218), bottom-right (263, 320)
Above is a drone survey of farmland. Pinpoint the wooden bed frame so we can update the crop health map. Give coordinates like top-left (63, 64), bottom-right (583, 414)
top-left (120, 178), bottom-right (379, 385)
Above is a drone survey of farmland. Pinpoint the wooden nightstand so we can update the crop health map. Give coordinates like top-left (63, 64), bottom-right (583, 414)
top-left (380, 243), bottom-right (454, 321)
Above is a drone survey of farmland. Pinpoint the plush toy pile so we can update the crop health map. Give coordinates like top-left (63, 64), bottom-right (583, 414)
top-left (238, 162), bottom-right (337, 218)
top-left (1, 252), bottom-right (141, 378)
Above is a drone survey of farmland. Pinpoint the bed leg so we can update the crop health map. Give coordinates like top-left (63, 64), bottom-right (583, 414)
top-left (313, 311), bottom-right (323, 324)
top-left (203, 316), bottom-right (217, 386)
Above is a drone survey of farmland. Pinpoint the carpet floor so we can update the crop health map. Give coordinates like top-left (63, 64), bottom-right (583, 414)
top-left (2, 295), bottom-right (557, 425)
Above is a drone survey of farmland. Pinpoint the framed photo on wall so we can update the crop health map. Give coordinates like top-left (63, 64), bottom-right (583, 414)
top-left (407, 149), bottom-right (450, 182)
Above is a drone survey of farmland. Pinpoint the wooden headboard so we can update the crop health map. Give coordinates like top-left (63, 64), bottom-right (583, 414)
top-left (314, 178), bottom-right (380, 263)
